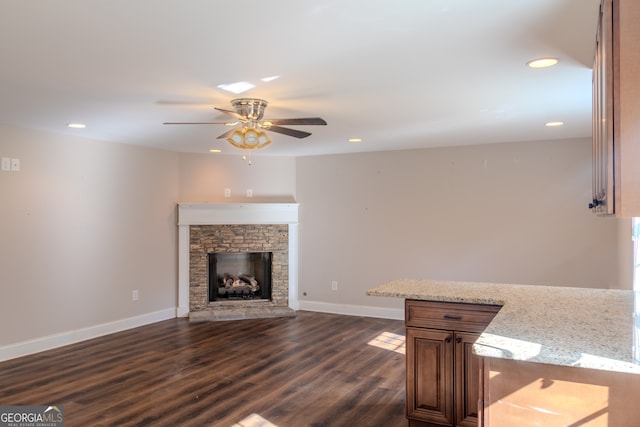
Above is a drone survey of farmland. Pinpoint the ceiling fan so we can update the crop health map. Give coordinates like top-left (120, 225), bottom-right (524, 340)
top-left (163, 98), bottom-right (327, 151)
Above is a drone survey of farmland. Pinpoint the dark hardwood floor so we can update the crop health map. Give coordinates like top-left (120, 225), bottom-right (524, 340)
top-left (0, 311), bottom-right (407, 427)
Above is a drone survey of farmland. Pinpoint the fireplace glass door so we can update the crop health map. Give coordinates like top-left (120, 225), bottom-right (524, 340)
top-left (208, 252), bottom-right (272, 301)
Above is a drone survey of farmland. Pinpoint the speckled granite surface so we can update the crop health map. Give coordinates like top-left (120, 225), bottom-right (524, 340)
top-left (367, 279), bottom-right (640, 374)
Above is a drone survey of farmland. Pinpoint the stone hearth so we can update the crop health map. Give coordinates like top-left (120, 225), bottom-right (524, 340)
top-left (177, 203), bottom-right (299, 321)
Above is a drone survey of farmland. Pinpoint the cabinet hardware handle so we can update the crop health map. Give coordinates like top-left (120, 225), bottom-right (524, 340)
top-left (445, 336), bottom-right (452, 343)
top-left (455, 337), bottom-right (462, 343)
top-left (443, 314), bottom-right (463, 320)
top-left (589, 198), bottom-right (603, 209)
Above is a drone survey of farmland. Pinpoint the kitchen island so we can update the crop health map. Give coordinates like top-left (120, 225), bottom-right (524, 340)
top-left (368, 279), bottom-right (640, 427)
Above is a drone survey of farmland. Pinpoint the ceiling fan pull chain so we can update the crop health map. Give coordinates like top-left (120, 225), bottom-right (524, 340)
top-left (242, 151), bottom-right (253, 166)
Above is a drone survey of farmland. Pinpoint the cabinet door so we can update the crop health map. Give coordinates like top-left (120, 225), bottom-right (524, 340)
top-left (591, 0), bottom-right (614, 215)
top-left (407, 327), bottom-right (454, 425)
top-left (454, 332), bottom-right (481, 427)
top-left (591, 0), bottom-right (640, 217)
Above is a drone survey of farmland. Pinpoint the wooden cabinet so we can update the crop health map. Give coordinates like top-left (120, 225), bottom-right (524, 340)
top-left (455, 332), bottom-right (484, 427)
top-left (406, 327), bottom-right (453, 426)
top-left (590, 0), bottom-right (640, 217)
top-left (405, 300), bottom-right (500, 427)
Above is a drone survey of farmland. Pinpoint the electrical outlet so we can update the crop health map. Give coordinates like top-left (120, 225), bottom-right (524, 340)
top-left (132, 290), bottom-right (139, 301)
top-left (224, 188), bottom-right (231, 197)
top-left (331, 280), bottom-right (338, 291)
top-left (1, 157), bottom-right (10, 171)
top-left (246, 189), bottom-right (253, 198)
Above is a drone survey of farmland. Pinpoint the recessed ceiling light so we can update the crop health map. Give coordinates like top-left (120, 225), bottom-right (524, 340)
top-left (545, 121), bottom-right (564, 127)
top-left (67, 123), bottom-right (86, 129)
top-left (217, 81), bottom-right (255, 94)
top-left (209, 149), bottom-right (222, 153)
top-left (527, 57), bottom-right (559, 68)
top-left (348, 138), bottom-right (363, 143)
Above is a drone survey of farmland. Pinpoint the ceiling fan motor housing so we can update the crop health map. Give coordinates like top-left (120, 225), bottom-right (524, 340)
top-left (231, 98), bottom-right (268, 124)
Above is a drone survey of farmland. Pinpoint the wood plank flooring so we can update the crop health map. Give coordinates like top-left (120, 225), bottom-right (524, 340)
top-left (0, 311), bottom-right (407, 427)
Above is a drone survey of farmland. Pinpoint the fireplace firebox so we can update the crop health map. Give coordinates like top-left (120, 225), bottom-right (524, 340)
top-left (208, 252), bottom-right (272, 301)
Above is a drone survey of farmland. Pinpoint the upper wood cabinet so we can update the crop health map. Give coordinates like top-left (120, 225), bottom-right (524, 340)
top-left (591, 0), bottom-right (640, 217)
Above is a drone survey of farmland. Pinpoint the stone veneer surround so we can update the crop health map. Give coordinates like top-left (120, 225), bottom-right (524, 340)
top-left (189, 224), bottom-right (288, 309)
top-left (177, 203), bottom-right (299, 321)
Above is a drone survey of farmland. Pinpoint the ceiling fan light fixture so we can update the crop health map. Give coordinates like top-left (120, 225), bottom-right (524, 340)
top-left (226, 127), bottom-right (271, 150)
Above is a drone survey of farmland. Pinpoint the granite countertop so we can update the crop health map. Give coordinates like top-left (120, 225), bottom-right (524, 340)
top-left (367, 279), bottom-right (640, 374)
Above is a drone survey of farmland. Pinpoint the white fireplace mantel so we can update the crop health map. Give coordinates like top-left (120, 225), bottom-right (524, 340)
top-left (176, 203), bottom-right (300, 317)
top-left (178, 203), bottom-right (299, 225)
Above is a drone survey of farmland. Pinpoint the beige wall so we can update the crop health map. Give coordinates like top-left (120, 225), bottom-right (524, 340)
top-left (178, 153), bottom-right (296, 202)
top-left (0, 126), bottom-right (631, 354)
top-left (0, 131), bottom-right (299, 353)
top-left (296, 138), bottom-right (628, 310)
top-left (0, 125), bottom-right (179, 347)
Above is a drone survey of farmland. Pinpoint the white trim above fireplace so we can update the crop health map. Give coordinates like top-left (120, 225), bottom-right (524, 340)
top-left (176, 203), bottom-right (299, 317)
top-left (178, 203), bottom-right (299, 225)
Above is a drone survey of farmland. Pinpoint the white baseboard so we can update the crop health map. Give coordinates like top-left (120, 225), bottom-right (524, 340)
top-left (0, 308), bottom-right (175, 362)
top-left (297, 300), bottom-right (404, 320)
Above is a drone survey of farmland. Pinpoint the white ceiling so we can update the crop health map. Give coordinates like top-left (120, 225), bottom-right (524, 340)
top-left (0, 0), bottom-right (600, 157)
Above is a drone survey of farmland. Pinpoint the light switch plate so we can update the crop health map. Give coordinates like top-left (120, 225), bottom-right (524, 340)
top-left (10, 158), bottom-right (20, 171)
top-left (1, 157), bottom-right (10, 171)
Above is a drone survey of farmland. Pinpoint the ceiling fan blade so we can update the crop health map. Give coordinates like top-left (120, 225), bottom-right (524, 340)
top-left (216, 129), bottom-right (235, 139)
top-left (163, 122), bottom-right (230, 125)
top-left (214, 107), bottom-right (245, 120)
top-left (266, 117), bottom-right (327, 126)
top-left (265, 125), bottom-right (312, 139)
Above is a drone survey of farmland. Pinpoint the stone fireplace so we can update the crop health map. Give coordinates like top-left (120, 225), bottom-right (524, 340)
top-left (177, 203), bottom-right (299, 321)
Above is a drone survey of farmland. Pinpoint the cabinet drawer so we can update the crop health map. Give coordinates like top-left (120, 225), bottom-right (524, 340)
top-left (405, 299), bottom-right (501, 332)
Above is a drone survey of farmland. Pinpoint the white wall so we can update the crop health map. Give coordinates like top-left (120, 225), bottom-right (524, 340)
top-left (295, 138), bottom-right (627, 314)
top-left (0, 125), bottom-right (179, 354)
